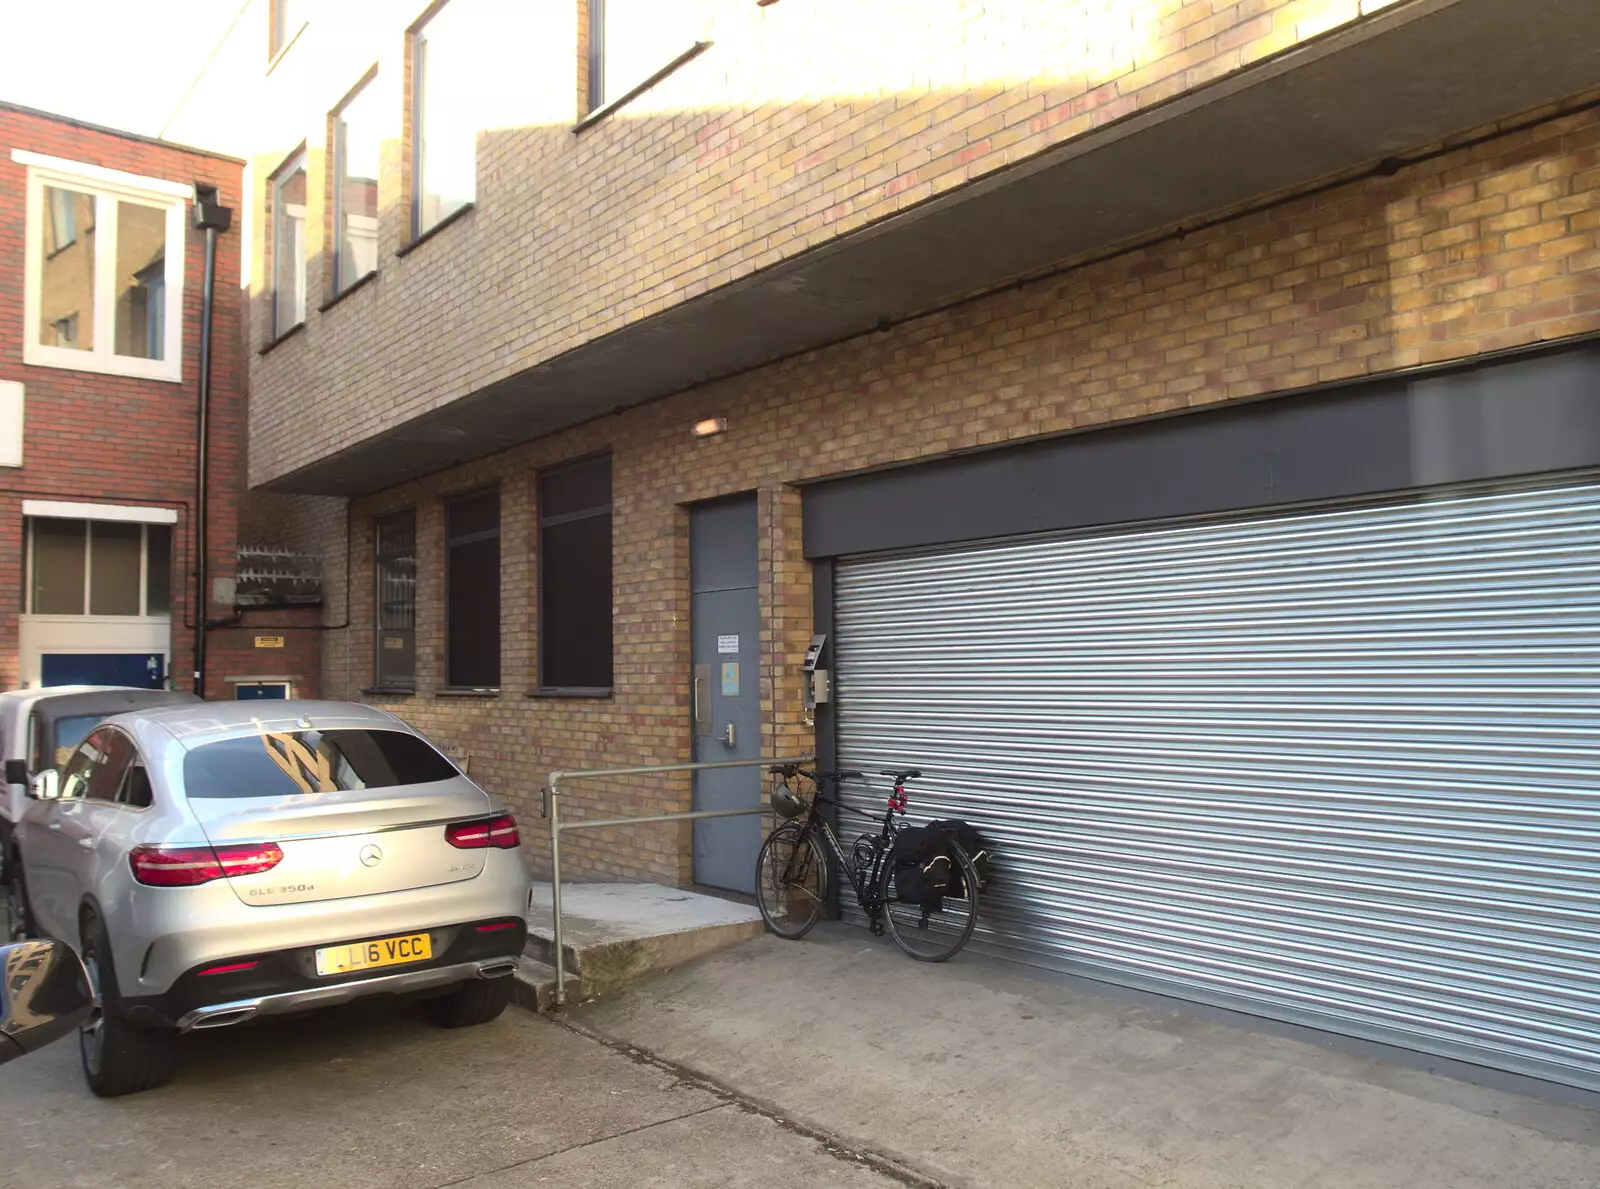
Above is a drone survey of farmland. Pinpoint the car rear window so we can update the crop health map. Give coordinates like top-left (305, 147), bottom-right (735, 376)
top-left (182, 729), bottom-right (459, 799)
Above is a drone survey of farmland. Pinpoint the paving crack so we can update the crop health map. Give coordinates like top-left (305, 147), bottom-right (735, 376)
top-left (551, 1014), bottom-right (954, 1189)
top-left (425, 1102), bottom-right (732, 1188)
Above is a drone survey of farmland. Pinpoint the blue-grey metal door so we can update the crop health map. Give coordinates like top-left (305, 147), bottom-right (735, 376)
top-left (690, 495), bottom-right (760, 892)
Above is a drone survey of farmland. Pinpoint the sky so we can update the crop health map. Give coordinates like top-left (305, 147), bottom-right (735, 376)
top-left (0, 0), bottom-right (247, 136)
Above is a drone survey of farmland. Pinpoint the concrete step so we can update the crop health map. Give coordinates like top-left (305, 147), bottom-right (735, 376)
top-left (521, 883), bottom-right (764, 1010)
top-left (510, 956), bottom-right (576, 1014)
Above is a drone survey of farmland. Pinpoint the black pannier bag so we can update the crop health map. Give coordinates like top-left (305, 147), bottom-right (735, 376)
top-left (930, 819), bottom-right (991, 896)
top-left (891, 824), bottom-right (952, 905)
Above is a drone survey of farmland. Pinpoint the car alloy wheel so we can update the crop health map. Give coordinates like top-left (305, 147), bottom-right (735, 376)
top-left (78, 951), bottom-right (105, 1075)
top-left (75, 917), bottom-right (176, 1097)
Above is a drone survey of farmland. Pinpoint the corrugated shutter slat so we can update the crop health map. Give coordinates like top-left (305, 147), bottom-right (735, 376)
top-left (834, 474), bottom-right (1600, 1091)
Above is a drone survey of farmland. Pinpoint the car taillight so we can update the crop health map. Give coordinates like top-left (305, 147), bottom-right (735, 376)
top-left (198, 960), bottom-right (259, 976)
top-left (129, 842), bottom-right (284, 887)
top-left (445, 812), bottom-right (520, 850)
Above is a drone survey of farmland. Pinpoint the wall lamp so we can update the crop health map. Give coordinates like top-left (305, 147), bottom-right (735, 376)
top-left (692, 417), bottom-right (728, 438)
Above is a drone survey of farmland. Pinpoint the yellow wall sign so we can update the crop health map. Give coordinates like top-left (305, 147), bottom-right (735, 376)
top-left (254, 636), bottom-right (286, 649)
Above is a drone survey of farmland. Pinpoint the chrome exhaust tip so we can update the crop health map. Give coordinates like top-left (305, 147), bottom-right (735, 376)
top-left (182, 1005), bottom-right (259, 1031)
top-left (477, 960), bottom-right (518, 979)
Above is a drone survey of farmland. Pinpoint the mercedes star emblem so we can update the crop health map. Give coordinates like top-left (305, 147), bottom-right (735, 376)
top-left (359, 843), bottom-right (383, 868)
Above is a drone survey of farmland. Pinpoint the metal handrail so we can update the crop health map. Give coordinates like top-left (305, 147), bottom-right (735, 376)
top-left (543, 754), bottom-right (813, 1007)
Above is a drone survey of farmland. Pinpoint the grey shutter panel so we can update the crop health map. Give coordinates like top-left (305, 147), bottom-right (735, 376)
top-left (834, 472), bottom-right (1600, 1092)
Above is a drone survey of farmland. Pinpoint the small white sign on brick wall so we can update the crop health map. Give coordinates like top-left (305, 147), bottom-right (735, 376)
top-left (0, 381), bottom-right (22, 468)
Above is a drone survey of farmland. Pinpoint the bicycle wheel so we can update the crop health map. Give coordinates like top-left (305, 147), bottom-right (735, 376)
top-left (755, 821), bottom-right (828, 940)
top-left (878, 841), bottom-right (980, 962)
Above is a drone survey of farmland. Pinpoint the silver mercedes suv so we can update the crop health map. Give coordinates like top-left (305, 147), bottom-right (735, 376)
top-left (11, 701), bottom-right (530, 1097)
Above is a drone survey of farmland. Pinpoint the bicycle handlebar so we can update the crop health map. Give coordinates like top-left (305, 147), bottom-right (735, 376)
top-left (768, 765), bottom-right (919, 821)
top-left (766, 765), bottom-right (866, 782)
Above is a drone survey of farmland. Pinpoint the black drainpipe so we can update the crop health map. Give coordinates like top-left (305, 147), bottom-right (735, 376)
top-left (191, 183), bottom-right (233, 699)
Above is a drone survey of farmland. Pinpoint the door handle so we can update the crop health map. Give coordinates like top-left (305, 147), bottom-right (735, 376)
top-left (48, 822), bottom-right (62, 832)
top-left (692, 664), bottom-right (711, 738)
top-left (77, 838), bottom-right (93, 849)
top-left (724, 722), bottom-right (735, 747)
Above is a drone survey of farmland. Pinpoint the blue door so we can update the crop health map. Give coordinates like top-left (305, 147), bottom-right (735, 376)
top-left (40, 653), bottom-right (165, 689)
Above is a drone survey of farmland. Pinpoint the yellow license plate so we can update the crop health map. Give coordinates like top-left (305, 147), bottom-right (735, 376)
top-left (315, 932), bottom-right (432, 976)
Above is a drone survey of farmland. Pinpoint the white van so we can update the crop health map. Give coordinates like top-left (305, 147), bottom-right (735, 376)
top-left (0, 687), bottom-right (199, 896)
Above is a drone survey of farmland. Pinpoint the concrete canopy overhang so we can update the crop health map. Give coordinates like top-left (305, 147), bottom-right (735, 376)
top-left (270, 0), bottom-right (1600, 497)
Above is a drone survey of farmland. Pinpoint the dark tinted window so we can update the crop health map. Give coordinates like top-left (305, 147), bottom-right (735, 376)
top-left (446, 490), bottom-right (500, 689)
top-left (31, 518), bottom-right (85, 614)
top-left (86, 733), bottom-right (134, 802)
top-left (540, 455), bottom-right (611, 519)
top-left (27, 519), bottom-right (172, 616)
top-left (146, 524), bottom-right (172, 615)
top-left (60, 746), bottom-right (93, 799)
top-left (183, 729), bottom-right (458, 799)
top-left (89, 522), bottom-right (142, 616)
top-left (120, 764), bottom-right (153, 809)
top-left (374, 510), bottom-right (417, 689)
top-left (539, 455), bottom-right (612, 690)
top-left (62, 730), bottom-right (133, 802)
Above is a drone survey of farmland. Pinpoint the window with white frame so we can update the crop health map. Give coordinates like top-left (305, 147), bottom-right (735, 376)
top-left (15, 151), bottom-right (188, 383)
top-left (270, 151), bottom-right (308, 336)
top-left (333, 70), bottom-right (382, 294)
top-left (588, 0), bottom-right (712, 111)
top-left (26, 518), bottom-right (172, 618)
top-left (411, 0), bottom-right (478, 238)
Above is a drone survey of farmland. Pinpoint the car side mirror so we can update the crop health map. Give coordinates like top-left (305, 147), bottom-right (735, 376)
top-left (27, 770), bottom-right (59, 801)
top-left (0, 939), bottom-right (93, 1065)
top-left (4, 759), bottom-right (26, 785)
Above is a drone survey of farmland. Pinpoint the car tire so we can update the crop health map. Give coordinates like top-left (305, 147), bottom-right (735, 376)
top-left (5, 854), bottom-right (35, 942)
top-left (79, 912), bottom-right (177, 1098)
top-left (422, 975), bottom-right (513, 1028)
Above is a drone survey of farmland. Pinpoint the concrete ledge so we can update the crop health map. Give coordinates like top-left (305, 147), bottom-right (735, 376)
top-left (511, 956), bottom-right (575, 1014)
top-left (522, 884), bottom-right (765, 1007)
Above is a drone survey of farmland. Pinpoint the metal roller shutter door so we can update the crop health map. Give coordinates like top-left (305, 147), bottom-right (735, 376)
top-left (833, 471), bottom-right (1600, 1092)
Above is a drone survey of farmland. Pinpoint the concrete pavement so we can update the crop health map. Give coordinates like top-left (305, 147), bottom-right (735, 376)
top-left (575, 925), bottom-right (1600, 1189)
top-left (6, 911), bottom-right (1598, 1189)
top-left (0, 993), bottom-right (906, 1188)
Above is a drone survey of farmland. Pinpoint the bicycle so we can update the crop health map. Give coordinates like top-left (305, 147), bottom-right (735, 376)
top-left (754, 764), bottom-right (980, 962)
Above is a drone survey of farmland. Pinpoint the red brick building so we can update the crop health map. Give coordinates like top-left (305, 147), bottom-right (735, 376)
top-left (0, 102), bottom-right (318, 699)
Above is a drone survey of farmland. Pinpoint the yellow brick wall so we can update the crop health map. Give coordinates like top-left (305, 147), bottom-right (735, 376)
top-left (158, 0), bottom-right (1415, 485)
top-left (330, 98), bottom-right (1600, 884)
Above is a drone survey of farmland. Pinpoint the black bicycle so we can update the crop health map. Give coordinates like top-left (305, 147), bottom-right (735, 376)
top-left (755, 765), bottom-right (980, 962)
